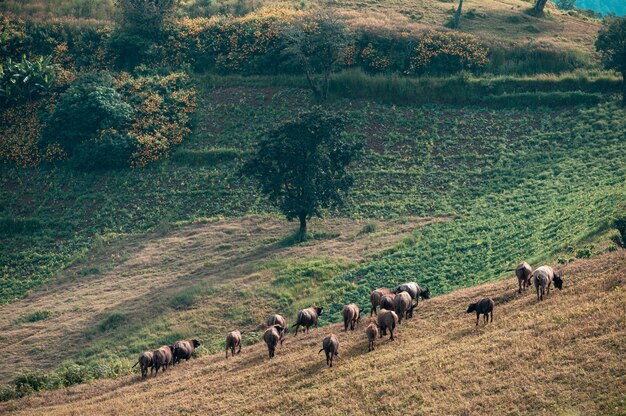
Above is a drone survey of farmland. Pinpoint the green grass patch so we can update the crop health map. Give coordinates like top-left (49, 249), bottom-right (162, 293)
top-left (17, 309), bottom-right (53, 323)
top-left (96, 312), bottom-right (128, 333)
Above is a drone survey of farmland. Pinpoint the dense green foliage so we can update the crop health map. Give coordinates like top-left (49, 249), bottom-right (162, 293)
top-left (40, 72), bottom-right (134, 153)
top-left (243, 110), bottom-right (360, 237)
top-left (1, 358), bottom-right (133, 401)
top-left (0, 55), bottom-right (57, 103)
top-left (595, 16), bottom-right (626, 103)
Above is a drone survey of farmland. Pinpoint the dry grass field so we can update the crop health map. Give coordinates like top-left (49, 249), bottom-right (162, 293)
top-left (0, 215), bottom-right (443, 383)
top-left (328, 0), bottom-right (602, 50)
top-left (1, 0), bottom-right (603, 52)
top-left (2, 250), bottom-right (623, 415)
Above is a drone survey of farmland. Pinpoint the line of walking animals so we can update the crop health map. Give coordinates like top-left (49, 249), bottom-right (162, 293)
top-left (132, 262), bottom-right (563, 377)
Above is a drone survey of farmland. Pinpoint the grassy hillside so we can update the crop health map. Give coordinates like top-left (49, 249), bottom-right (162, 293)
top-left (1, 250), bottom-right (624, 415)
top-left (0, 0), bottom-right (603, 53)
top-left (2, 84), bottom-right (624, 301)
top-left (1, 82), bottom-right (624, 387)
top-left (0, 215), bottom-right (443, 383)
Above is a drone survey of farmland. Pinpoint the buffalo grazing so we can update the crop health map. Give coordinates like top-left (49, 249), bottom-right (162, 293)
top-left (370, 288), bottom-right (391, 316)
top-left (267, 314), bottom-right (287, 345)
top-left (395, 282), bottom-right (430, 306)
top-left (173, 339), bottom-right (201, 365)
top-left (152, 345), bottom-right (174, 376)
top-left (319, 334), bottom-right (339, 367)
top-left (263, 325), bottom-right (284, 359)
top-left (365, 322), bottom-right (378, 352)
top-left (466, 297), bottom-right (494, 326)
top-left (377, 309), bottom-right (399, 341)
top-left (292, 307), bottom-right (323, 335)
top-left (379, 294), bottom-right (396, 311)
top-left (225, 331), bottom-right (242, 358)
top-left (342, 303), bottom-right (363, 331)
top-left (393, 291), bottom-right (416, 323)
top-left (132, 351), bottom-right (153, 379)
top-left (516, 262), bottom-right (533, 294)
top-left (532, 265), bottom-right (563, 301)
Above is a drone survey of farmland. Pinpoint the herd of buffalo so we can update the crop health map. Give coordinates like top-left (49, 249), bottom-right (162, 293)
top-left (132, 262), bottom-right (563, 376)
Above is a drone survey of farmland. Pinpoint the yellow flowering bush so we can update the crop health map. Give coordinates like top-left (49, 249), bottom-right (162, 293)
top-left (359, 43), bottom-right (391, 72)
top-left (408, 30), bottom-right (489, 75)
top-left (120, 72), bottom-right (196, 167)
top-left (156, 5), bottom-right (303, 73)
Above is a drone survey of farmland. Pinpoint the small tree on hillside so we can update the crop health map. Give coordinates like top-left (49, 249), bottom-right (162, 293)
top-left (242, 110), bottom-right (360, 241)
top-left (111, 0), bottom-right (179, 68)
top-left (451, 0), bottom-right (464, 29)
top-left (281, 11), bottom-right (352, 101)
top-left (115, 0), bottom-right (178, 35)
top-left (596, 17), bottom-right (626, 105)
top-left (530, 0), bottom-right (549, 16)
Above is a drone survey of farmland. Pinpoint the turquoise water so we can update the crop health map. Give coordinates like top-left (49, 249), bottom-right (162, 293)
top-left (575, 0), bottom-right (626, 16)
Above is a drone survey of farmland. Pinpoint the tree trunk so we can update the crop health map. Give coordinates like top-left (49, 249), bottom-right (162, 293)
top-left (532, 0), bottom-right (548, 15)
top-left (298, 213), bottom-right (307, 242)
top-left (452, 0), bottom-right (463, 28)
top-left (622, 72), bottom-right (626, 106)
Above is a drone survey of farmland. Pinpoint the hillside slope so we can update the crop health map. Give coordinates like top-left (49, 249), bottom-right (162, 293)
top-left (0, 215), bottom-right (441, 383)
top-left (2, 250), bottom-right (624, 415)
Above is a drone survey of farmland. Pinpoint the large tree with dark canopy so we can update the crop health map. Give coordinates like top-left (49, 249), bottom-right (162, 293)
top-left (242, 110), bottom-right (360, 240)
top-left (596, 17), bottom-right (626, 105)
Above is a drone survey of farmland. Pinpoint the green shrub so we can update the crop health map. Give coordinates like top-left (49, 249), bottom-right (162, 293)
top-left (19, 309), bottom-right (53, 323)
top-left (56, 362), bottom-right (93, 386)
top-left (40, 72), bottom-right (134, 154)
top-left (107, 30), bottom-right (157, 70)
top-left (97, 312), bottom-right (128, 332)
top-left (613, 216), bottom-right (626, 247)
top-left (0, 385), bottom-right (16, 401)
top-left (359, 222), bottom-right (378, 234)
top-left (168, 289), bottom-right (198, 310)
top-left (71, 130), bottom-right (137, 171)
top-left (11, 372), bottom-right (50, 396)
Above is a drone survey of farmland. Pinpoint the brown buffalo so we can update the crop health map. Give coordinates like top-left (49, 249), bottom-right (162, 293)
top-left (225, 331), bottom-right (242, 358)
top-left (365, 322), bottom-right (378, 352)
top-left (267, 314), bottom-right (287, 345)
top-left (132, 351), bottom-right (153, 379)
top-left (393, 291), bottom-right (416, 323)
top-left (319, 334), bottom-right (339, 367)
top-left (152, 345), bottom-right (174, 376)
top-left (292, 307), bottom-right (323, 335)
top-left (377, 309), bottom-right (398, 341)
top-left (379, 294), bottom-right (396, 311)
top-left (516, 262), bottom-right (533, 293)
top-left (173, 339), bottom-right (201, 364)
top-left (466, 297), bottom-right (494, 326)
top-left (370, 288), bottom-right (391, 316)
top-left (263, 325), bottom-right (284, 359)
top-left (342, 303), bottom-right (363, 331)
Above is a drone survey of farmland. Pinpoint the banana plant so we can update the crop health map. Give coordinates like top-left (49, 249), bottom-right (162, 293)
top-left (0, 54), bottom-right (57, 102)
